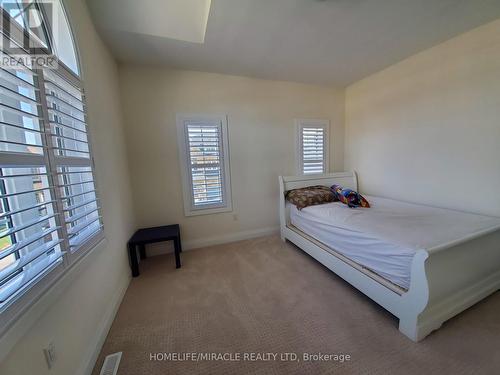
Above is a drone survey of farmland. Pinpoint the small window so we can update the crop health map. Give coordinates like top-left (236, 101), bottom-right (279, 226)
top-left (50, 0), bottom-right (80, 75)
top-left (296, 119), bottom-right (329, 175)
top-left (176, 114), bottom-right (232, 216)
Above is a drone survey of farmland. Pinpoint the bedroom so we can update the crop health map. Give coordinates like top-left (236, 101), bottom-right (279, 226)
top-left (0, 0), bottom-right (499, 374)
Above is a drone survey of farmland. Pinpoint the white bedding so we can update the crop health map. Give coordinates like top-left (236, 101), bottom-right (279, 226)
top-left (289, 196), bottom-right (500, 290)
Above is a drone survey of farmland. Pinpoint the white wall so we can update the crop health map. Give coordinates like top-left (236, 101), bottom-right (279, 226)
top-left (0, 0), bottom-right (135, 374)
top-left (345, 19), bottom-right (500, 216)
top-left (118, 66), bottom-right (344, 248)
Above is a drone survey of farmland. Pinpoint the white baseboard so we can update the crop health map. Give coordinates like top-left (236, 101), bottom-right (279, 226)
top-left (183, 226), bottom-right (280, 250)
top-left (76, 275), bottom-right (130, 375)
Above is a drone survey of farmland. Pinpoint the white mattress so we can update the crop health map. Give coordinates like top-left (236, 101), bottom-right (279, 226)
top-left (289, 196), bottom-right (500, 290)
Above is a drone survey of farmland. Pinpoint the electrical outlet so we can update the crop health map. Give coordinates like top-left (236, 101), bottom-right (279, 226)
top-left (233, 214), bottom-right (238, 221)
top-left (43, 341), bottom-right (56, 369)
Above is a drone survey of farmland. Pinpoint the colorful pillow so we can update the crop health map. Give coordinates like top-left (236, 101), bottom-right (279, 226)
top-left (331, 185), bottom-right (370, 208)
top-left (286, 185), bottom-right (337, 210)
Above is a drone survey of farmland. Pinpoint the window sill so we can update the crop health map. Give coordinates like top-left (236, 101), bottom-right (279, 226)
top-left (184, 204), bottom-right (233, 217)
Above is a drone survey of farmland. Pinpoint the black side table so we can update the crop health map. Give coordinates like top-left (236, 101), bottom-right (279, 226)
top-left (128, 224), bottom-right (182, 277)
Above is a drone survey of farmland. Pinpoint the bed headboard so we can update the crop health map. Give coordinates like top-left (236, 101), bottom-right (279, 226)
top-left (278, 172), bottom-right (358, 235)
top-left (279, 171), bottom-right (358, 192)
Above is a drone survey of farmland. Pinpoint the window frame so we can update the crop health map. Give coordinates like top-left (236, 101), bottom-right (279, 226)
top-left (0, 0), bottom-right (104, 335)
top-left (295, 118), bottom-right (330, 176)
top-left (176, 113), bottom-right (232, 217)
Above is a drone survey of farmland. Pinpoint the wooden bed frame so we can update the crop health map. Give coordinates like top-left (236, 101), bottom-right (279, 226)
top-left (279, 172), bottom-right (500, 341)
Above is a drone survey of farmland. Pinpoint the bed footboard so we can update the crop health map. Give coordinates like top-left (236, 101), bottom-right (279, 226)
top-left (403, 228), bottom-right (500, 341)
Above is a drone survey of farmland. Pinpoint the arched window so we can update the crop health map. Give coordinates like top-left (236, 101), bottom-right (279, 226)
top-left (0, 0), bottom-right (102, 318)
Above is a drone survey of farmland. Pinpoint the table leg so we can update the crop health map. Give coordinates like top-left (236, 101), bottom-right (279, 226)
top-left (139, 244), bottom-right (147, 259)
top-left (128, 242), bottom-right (140, 277)
top-left (173, 237), bottom-right (181, 269)
top-left (178, 228), bottom-right (182, 253)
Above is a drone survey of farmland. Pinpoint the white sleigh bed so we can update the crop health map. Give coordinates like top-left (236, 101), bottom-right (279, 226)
top-left (279, 172), bottom-right (500, 341)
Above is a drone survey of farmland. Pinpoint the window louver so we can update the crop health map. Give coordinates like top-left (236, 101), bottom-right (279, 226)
top-left (298, 121), bottom-right (328, 175)
top-left (43, 71), bottom-right (102, 251)
top-left (0, 66), bottom-right (63, 305)
top-left (186, 124), bottom-right (224, 206)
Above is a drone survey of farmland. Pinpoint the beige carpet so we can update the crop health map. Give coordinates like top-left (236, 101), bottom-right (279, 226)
top-left (92, 235), bottom-right (500, 375)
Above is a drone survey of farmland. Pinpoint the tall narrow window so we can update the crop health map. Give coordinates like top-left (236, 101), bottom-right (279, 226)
top-left (0, 0), bottom-right (102, 319)
top-left (177, 114), bottom-right (232, 216)
top-left (296, 119), bottom-right (329, 175)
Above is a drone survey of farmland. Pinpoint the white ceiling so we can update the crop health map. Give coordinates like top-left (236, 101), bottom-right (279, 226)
top-left (87, 0), bottom-right (211, 43)
top-left (86, 0), bottom-right (500, 87)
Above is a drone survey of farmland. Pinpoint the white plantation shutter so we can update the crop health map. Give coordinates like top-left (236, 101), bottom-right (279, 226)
top-left (301, 127), bottom-right (325, 174)
top-left (0, 2), bottom-right (102, 314)
top-left (0, 65), bottom-right (64, 306)
top-left (296, 119), bottom-right (329, 175)
top-left (42, 70), bottom-right (102, 251)
top-left (177, 114), bottom-right (232, 216)
top-left (187, 123), bottom-right (224, 206)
